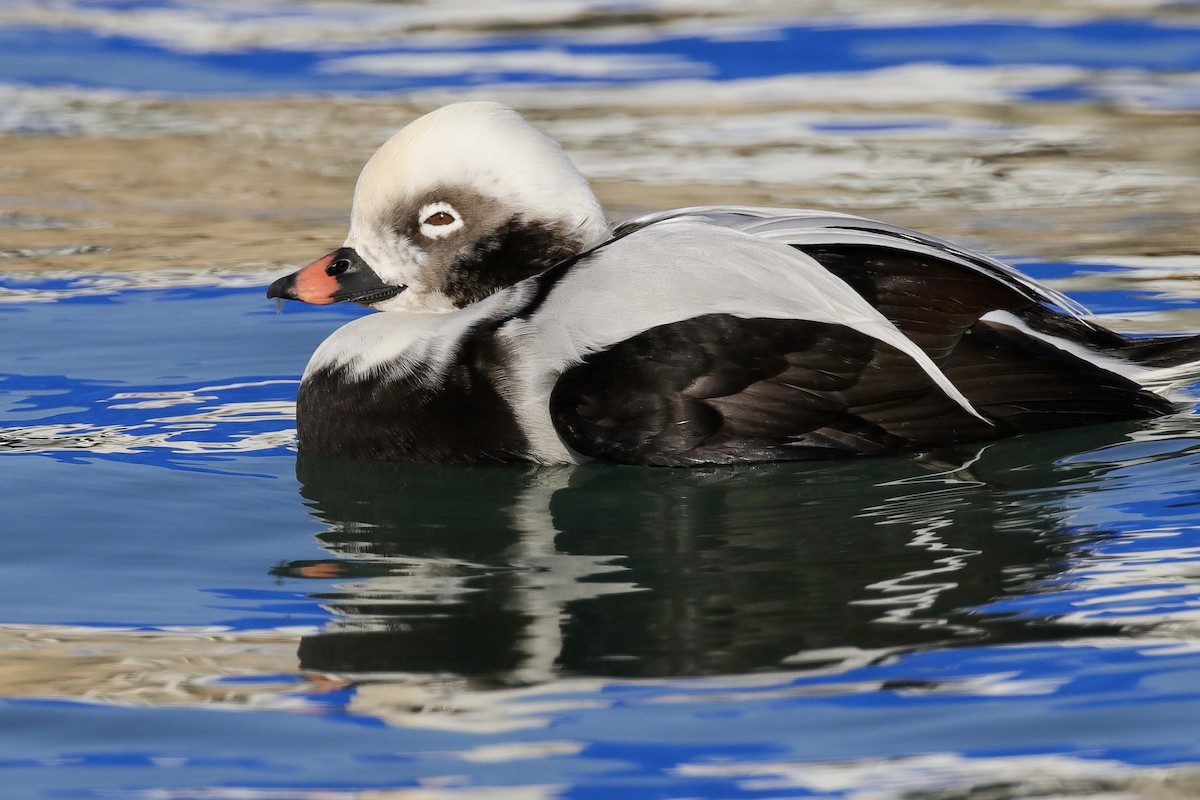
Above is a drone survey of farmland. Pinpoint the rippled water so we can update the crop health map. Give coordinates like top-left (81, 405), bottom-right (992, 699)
top-left (4, 1), bottom-right (1200, 798)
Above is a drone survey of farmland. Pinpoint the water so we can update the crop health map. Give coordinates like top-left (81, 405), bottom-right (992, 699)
top-left (4, 1), bottom-right (1200, 797)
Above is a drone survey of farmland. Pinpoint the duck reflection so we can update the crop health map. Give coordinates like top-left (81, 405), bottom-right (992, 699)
top-left (276, 423), bottom-right (1157, 683)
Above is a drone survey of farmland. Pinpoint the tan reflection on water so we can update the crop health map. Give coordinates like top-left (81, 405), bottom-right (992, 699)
top-left (10, 623), bottom-right (1200, 798)
top-left (2, 88), bottom-right (1199, 280)
top-left (0, 624), bottom-right (309, 708)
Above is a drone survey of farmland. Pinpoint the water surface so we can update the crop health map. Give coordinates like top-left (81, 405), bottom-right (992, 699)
top-left (3, 1), bottom-right (1200, 797)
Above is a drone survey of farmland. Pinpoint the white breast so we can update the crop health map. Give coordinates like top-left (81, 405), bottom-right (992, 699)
top-left (303, 283), bottom-right (537, 382)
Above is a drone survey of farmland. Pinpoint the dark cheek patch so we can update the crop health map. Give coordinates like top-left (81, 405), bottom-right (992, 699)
top-left (385, 186), bottom-right (503, 281)
top-left (440, 217), bottom-right (584, 308)
top-left (384, 186), bottom-right (583, 307)
top-left (381, 185), bottom-right (588, 309)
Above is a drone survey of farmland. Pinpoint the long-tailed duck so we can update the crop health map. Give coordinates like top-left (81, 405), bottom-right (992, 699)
top-left (268, 102), bottom-right (1200, 466)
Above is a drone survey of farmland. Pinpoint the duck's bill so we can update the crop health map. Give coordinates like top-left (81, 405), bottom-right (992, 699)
top-left (266, 248), bottom-right (406, 306)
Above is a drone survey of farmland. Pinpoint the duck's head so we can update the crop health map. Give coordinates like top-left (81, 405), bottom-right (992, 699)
top-left (268, 102), bottom-right (611, 312)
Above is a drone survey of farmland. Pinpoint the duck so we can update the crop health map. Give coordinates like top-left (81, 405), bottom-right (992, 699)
top-left (268, 101), bottom-right (1200, 466)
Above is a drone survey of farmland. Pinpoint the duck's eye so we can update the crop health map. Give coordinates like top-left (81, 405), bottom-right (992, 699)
top-left (418, 203), bottom-right (464, 239)
top-left (424, 211), bottom-right (456, 226)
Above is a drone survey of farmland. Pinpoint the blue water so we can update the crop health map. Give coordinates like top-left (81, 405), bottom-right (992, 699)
top-left (4, 260), bottom-right (1200, 799)
top-left (2, 6), bottom-right (1200, 107)
top-left (5, 2), bottom-right (1200, 797)
top-left (6, 19), bottom-right (1200, 95)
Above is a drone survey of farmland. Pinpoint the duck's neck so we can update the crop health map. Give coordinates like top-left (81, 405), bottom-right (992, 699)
top-left (443, 215), bottom-right (611, 308)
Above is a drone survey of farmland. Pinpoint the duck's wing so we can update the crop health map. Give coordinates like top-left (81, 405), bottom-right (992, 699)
top-left (615, 206), bottom-right (1088, 319)
top-left (617, 206), bottom-right (1200, 389)
top-left (548, 314), bottom-right (987, 466)
top-left (531, 215), bottom-right (1172, 466)
top-left (548, 312), bottom-right (1171, 467)
top-left (518, 218), bottom-right (987, 422)
top-left (616, 206), bottom-right (1071, 366)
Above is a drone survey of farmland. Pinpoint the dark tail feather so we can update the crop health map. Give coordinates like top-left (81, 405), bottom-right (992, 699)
top-left (1110, 333), bottom-right (1200, 398)
top-left (1121, 333), bottom-right (1200, 368)
top-left (1006, 305), bottom-right (1200, 398)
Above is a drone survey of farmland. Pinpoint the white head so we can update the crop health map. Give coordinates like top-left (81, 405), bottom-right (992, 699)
top-left (268, 102), bottom-right (612, 312)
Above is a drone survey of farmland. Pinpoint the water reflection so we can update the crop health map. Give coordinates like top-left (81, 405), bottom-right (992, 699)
top-left (272, 421), bottom-right (1189, 684)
